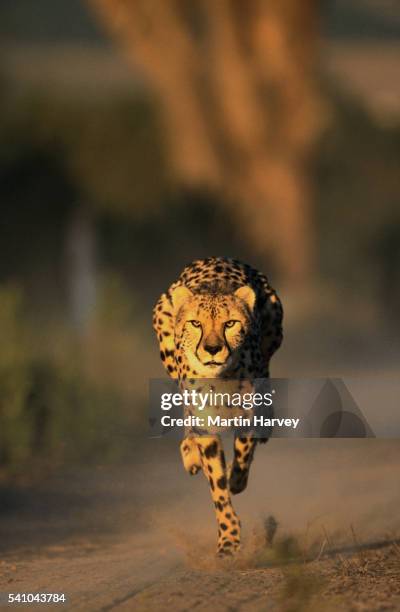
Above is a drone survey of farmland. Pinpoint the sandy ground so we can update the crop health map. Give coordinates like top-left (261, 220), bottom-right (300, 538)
top-left (0, 439), bottom-right (400, 610)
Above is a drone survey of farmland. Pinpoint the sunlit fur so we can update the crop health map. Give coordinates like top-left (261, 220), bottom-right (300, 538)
top-left (153, 257), bottom-right (283, 556)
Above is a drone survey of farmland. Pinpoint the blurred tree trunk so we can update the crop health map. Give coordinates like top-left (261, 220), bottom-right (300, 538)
top-left (88, 0), bottom-right (324, 285)
top-left (65, 206), bottom-right (97, 331)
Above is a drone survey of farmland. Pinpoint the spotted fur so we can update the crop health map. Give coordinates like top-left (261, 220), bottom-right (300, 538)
top-left (153, 257), bottom-right (283, 555)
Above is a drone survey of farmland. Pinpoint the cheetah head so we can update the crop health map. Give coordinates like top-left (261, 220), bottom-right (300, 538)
top-left (170, 285), bottom-right (256, 378)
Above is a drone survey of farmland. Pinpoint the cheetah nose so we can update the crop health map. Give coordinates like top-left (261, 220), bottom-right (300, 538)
top-left (204, 344), bottom-right (222, 356)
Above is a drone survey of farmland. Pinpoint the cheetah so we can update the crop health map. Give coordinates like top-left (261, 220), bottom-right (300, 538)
top-left (153, 257), bottom-right (283, 556)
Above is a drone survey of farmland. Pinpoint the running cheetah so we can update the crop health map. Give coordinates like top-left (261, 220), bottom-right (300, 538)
top-left (153, 257), bottom-right (283, 555)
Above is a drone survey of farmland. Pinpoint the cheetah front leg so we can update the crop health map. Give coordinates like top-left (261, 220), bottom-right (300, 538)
top-left (229, 434), bottom-right (257, 495)
top-left (195, 435), bottom-right (241, 556)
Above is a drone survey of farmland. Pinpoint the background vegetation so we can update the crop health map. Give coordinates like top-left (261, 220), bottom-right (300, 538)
top-left (0, 0), bottom-right (399, 478)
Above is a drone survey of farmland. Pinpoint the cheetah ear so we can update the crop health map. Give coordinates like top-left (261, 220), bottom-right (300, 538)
top-left (170, 285), bottom-right (193, 313)
top-left (234, 285), bottom-right (256, 311)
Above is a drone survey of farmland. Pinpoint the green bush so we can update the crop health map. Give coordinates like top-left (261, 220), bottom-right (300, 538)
top-left (0, 285), bottom-right (141, 477)
top-left (0, 286), bottom-right (33, 467)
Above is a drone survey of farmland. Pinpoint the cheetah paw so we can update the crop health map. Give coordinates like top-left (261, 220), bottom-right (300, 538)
top-left (217, 538), bottom-right (240, 557)
top-left (180, 438), bottom-right (202, 476)
top-left (229, 462), bottom-right (249, 495)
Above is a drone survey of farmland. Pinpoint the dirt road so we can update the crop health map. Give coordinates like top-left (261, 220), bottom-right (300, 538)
top-left (1, 440), bottom-right (400, 610)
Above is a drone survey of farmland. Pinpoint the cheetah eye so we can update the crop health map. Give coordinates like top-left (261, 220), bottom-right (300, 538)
top-left (189, 320), bottom-right (201, 328)
top-left (225, 320), bottom-right (238, 329)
